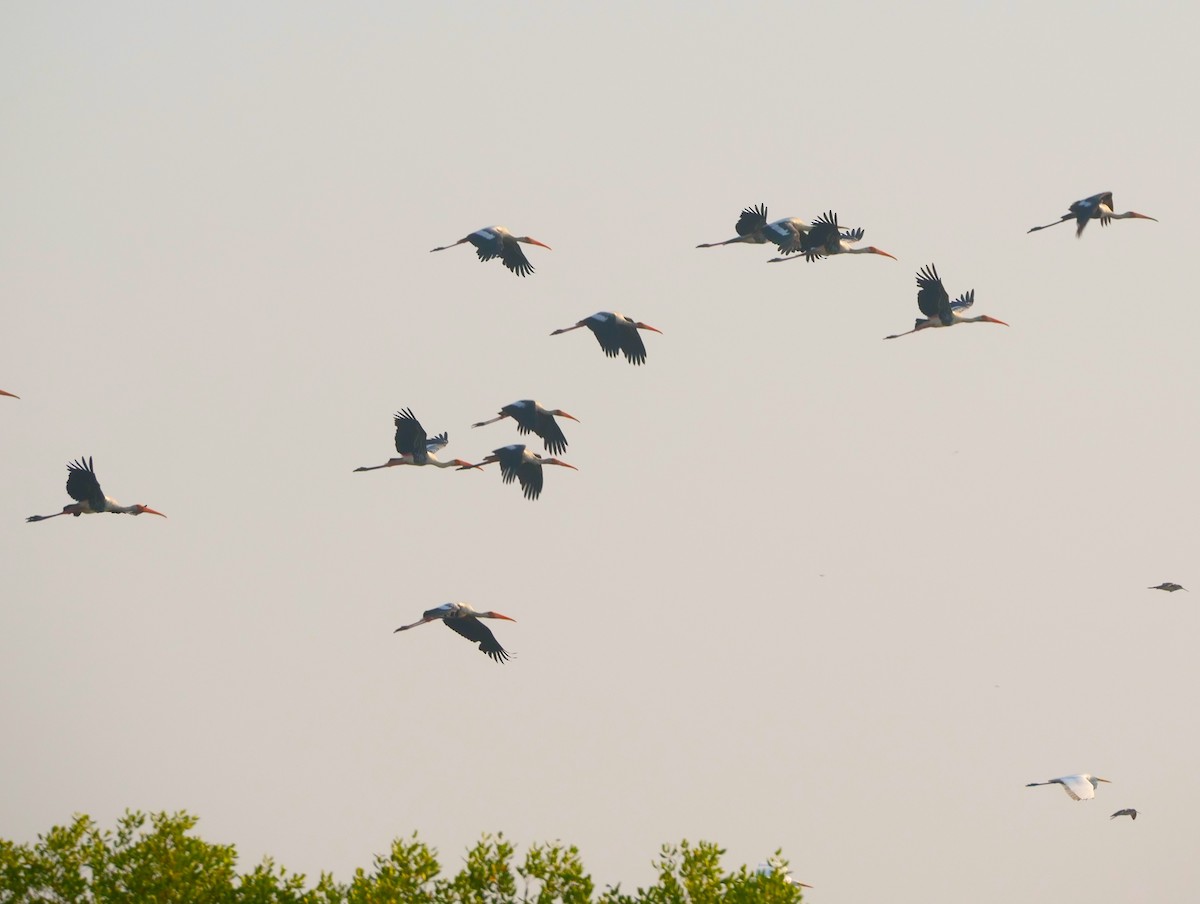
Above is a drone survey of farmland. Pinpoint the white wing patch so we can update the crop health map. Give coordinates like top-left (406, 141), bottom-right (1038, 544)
top-left (950, 290), bottom-right (975, 312)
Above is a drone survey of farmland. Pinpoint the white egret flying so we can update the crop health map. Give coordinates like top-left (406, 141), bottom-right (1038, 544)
top-left (1025, 774), bottom-right (1111, 800)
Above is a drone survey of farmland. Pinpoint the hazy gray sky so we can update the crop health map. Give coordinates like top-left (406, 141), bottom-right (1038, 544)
top-left (3, 2), bottom-right (1198, 901)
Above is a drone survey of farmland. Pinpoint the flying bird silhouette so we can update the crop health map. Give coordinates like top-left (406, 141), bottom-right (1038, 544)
top-left (464, 444), bottom-right (577, 501)
top-left (884, 264), bottom-right (1008, 339)
top-left (354, 408), bottom-right (479, 472)
top-left (551, 311), bottom-right (662, 365)
top-left (767, 210), bottom-right (896, 263)
top-left (697, 203), bottom-right (810, 255)
top-left (394, 602), bottom-right (515, 663)
top-left (472, 400), bottom-right (579, 456)
top-left (1027, 192), bottom-right (1156, 238)
top-left (430, 226), bottom-right (551, 277)
top-left (26, 457), bottom-right (166, 523)
top-left (1026, 774), bottom-right (1110, 800)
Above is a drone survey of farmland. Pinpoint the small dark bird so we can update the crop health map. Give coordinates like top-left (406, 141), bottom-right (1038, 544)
top-left (354, 408), bottom-right (478, 472)
top-left (472, 400), bottom-right (579, 456)
top-left (465, 444), bottom-right (577, 501)
top-left (551, 311), bottom-right (662, 365)
top-left (1149, 582), bottom-right (1187, 592)
top-left (885, 264), bottom-right (1008, 339)
top-left (1028, 192), bottom-right (1156, 238)
top-left (1110, 808), bottom-right (1138, 820)
top-left (429, 226), bottom-right (551, 277)
top-left (26, 457), bottom-right (166, 522)
top-left (394, 602), bottom-right (515, 663)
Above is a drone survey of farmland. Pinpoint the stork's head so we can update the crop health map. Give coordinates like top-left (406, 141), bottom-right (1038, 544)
top-left (544, 458), bottom-right (578, 470)
top-left (518, 236), bottom-right (552, 250)
top-left (981, 315), bottom-right (1009, 327)
top-left (134, 505), bottom-right (167, 518)
top-left (481, 611), bottom-right (517, 622)
top-left (635, 321), bottom-right (663, 334)
top-left (551, 409), bottom-right (580, 422)
top-left (865, 246), bottom-right (898, 260)
top-left (452, 459), bottom-right (484, 470)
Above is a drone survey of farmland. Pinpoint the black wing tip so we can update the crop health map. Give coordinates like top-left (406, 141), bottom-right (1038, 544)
top-left (483, 645), bottom-right (512, 663)
top-left (734, 203), bottom-right (769, 235)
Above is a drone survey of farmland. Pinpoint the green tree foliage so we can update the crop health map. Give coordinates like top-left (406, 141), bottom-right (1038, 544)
top-left (0, 812), bottom-right (804, 903)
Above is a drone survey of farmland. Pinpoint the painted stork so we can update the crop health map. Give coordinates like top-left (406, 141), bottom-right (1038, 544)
top-left (884, 264), bottom-right (1008, 339)
top-left (354, 408), bottom-right (479, 472)
top-left (0, 389), bottom-right (17, 399)
top-left (471, 400), bottom-right (579, 456)
top-left (1149, 582), bottom-right (1187, 592)
top-left (696, 204), bottom-right (809, 255)
top-left (26, 457), bottom-right (166, 522)
top-left (429, 226), bottom-right (551, 277)
top-left (1028, 192), bottom-right (1156, 238)
top-left (767, 210), bottom-right (897, 262)
top-left (551, 311), bottom-right (662, 365)
top-left (1026, 774), bottom-right (1111, 800)
top-left (394, 602), bottom-right (515, 663)
top-left (1110, 808), bottom-right (1138, 820)
top-left (465, 444), bottom-right (576, 501)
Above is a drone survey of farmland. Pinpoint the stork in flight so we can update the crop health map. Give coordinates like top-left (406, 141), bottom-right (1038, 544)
top-left (767, 210), bottom-right (897, 262)
top-left (1149, 582), bottom-right (1187, 592)
top-left (1025, 774), bottom-right (1111, 800)
top-left (465, 444), bottom-right (576, 500)
top-left (884, 264), bottom-right (1008, 339)
top-left (430, 226), bottom-right (551, 277)
top-left (354, 408), bottom-right (479, 472)
top-left (472, 400), bottom-right (579, 456)
top-left (26, 457), bottom-right (166, 522)
top-left (551, 311), bottom-right (662, 365)
top-left (394, 602), bottom-right (515, 663)
top-left (1027, 192), bottom-right (1156, 238)
top-left (1110, 808), bottom-right (1138, 820)
top-left (696, 203), bottom-right (810, 256)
